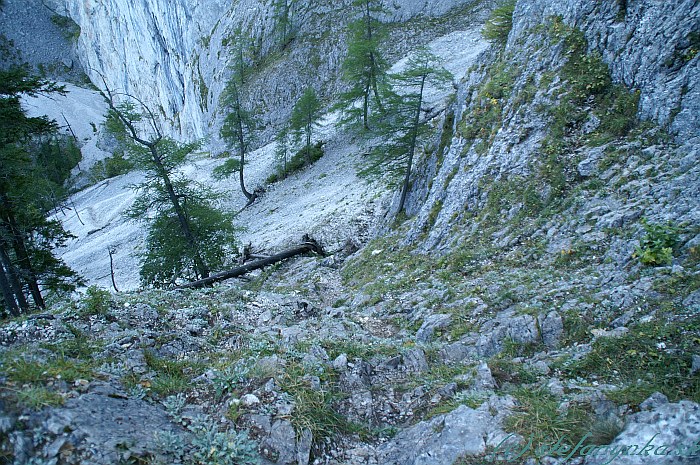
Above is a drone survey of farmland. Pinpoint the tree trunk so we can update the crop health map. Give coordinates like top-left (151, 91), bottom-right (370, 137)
top-left (365, 0), bottom-right (383, 112)
top-left (398, 74), bottom-right (427, 214)
top-left (0, 242), bottom-right (29, 313)
top-left (0, 195), bottom-right (45, 308)
top-left (177, 237), bottom-right (323, 290)
top-left (234, 92), bottom-right (254, 202)
top-left (363, 81), bottom-right (371, 130)
top-left (108, 248), bottom-right (119, 292)
top-left (305, 120), bottom-right (312, 165)
top-left (0, 258), bottom-right (20, 317)
top-left (2, 217), bottom-right (44, 308)
top-left (149, 146), bottom-right (210, 279)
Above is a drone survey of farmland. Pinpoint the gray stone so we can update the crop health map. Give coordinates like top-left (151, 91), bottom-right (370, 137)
top-left (581, 113), bottom-right (601, 134)
top-left (377, 398), bottom-right (516, 465)
top-left (379, 355), bottom-right (403, 371)
top-left (44, 436), bottom-right (68, 459)
top-left (416, 314), bottom-right (452, 342)
top-left (577, 157), bottom-right (597, 177)
top-left (308, 345), bottom-right (329, 363)
top-left (332, 353), bottom-right (348, 371)
top-left (472, 362), bottom-right (496, 390)
top-left (277, 399), bottom-right (295, 416)
top-left (246, 414), bottom-right (272, 436)
top-left (476, 310), bottom-right (539, 357)
top-left (42, 382), bottom-right (188, 464)
top-left (256, 355), bottom-right (285, 375)
top-left (585, 394), bottom-right (700, 465)
top-left (403, 348), bottom-right (429, 373)
top-left (296, 428), bottom-right (313, 465)
top-left (683, 289), bottom-right (700, 311)
top-left (691, 355), bottom-right (700, 376)
top-left (528, 360), bottom-right (551, 375)
top-left (437, 383), bottom-right (458, 400)
top-left (280, 326), bottom-right (304, 343)
top-left (678, 150), bottom-right (698, 173)
top-left (241, 394), bottom-right (260, 407)
top-left (538, 311), bottom-right (563, 348)
top-left (267, 420), bottom-right (297, 465)
top-left (440, 342), bottom-right (475, 364)
top-left (9, 431), bottom-right (32, 464)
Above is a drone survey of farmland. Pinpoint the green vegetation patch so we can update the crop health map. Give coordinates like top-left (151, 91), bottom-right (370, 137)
top-left (266, 141), bottom-right (324, 184)
top-left (50, 14), bottom-right (81, 41)
top-left (89, 151), bottom-right (135, 181)
top-left (500, 387), bottom-right (623, 461)
top-left (482, 0), bottom-right (516, 46)
top-left (143, 350), bottom-right (205, 396)
top-left (458, 59), bottom-right (518, 155)
top-left (1, 345), bottom-right (97, 387)
top-left (633, 219), bottom-right (683, 266)
top-left (12, 385), bottom-right (64, 410)
top-left (560, 314), bottom-right (700, 406)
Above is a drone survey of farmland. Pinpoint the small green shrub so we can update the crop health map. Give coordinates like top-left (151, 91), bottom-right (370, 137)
top-left (483, 0), bottom-right (516, 45)
top-left (212, 156), bottom-right (240, 180)
top-left (80, 285), bottom-right (112, 316)
top-left (266, 141), bottom-right (324, 184)
top-left (94, 152), bottom-right (134, 179)
top-left (633, 220), bottom-right (682, 266)
top-left (157, 416), bottom-right (259, 465)
top-left (143, 350), bottom-right (203, 396)
top-left (43, 324), bottom-right (101, 359)
top-left (505, 388), bottom-right (592, 451)
top-left (50, 14), bottom-right (81, 41)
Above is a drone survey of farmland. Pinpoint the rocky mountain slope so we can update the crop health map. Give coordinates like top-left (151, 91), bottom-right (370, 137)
top-left (1, 0), bottom-right (700, 464)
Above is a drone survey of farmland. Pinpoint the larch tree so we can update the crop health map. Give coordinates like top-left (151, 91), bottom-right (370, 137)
top-left (101, 84), bottom-right (236, 287)
top-left (290, 87), bottom-right (321, 166)
top-left (366, 48), bottom-right (453, 213)
top-left (337, 0), bottom-right (388, 130)
top-left (271, 0), bottom-right (297, 50)
top-left (216, 33), bottom-right (259, 206)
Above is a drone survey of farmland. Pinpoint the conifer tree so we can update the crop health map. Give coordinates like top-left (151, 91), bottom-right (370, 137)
top-left (290, 87), bottom-right (321, 165)
top-left (337, 0), bottom-right (388, 130)
top-left (217, 33), bottom-right (259, 205)
top-left (101, 85), bottom-right (236, 287)
top-left (273, 124), bottom-right (290, 178)
top-left (366, 48), bottom-right (452, 213)
top-left (0, 67), bottom-right (82, 315)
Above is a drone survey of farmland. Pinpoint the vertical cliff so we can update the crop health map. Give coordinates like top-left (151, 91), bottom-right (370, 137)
top-left (47, 0), bottom-right (490, 145)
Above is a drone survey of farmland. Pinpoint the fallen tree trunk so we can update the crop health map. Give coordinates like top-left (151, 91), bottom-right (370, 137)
top-left (176, 236), bottom-right (324, 290)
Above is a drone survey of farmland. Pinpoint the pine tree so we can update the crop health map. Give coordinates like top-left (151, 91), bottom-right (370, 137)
top-left (337, 0), bottom-right (388, 130)
top-left (365, 48), bottom-right (453, 213)
top-left (218, 34), bottom-right (259, 205)
top-left (290, 87), bottom-right (321, 165)
top-left (101, 86), bottom-right (235, 287)
top-left (0, 67), bottom-right (82, 316)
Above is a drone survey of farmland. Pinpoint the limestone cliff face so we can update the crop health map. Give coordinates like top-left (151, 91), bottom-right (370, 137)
top-left (511, 0), bottom-right (699, 142)
top-left (401, 0), bottom-right (699, 259)
top-left (47, 0), bottom-right (229, 140)
top-left (48, 0), bottom-right (482, 144)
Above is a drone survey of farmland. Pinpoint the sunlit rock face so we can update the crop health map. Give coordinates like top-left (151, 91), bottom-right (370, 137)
top-left (47, 0), bottom-right (229, 140)
top-left (46, 0), bottom-right (476, 144)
